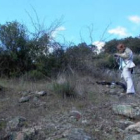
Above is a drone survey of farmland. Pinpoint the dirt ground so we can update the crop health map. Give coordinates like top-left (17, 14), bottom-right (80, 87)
top-left (0, 77), bottom-right (140, 140)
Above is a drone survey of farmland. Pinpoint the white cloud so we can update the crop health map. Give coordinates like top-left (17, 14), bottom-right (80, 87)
top-left (108, 26), bottom-right (129, 37)
top-left (51, 26), bottom-right (66, 38)
top-left (93, 41), bottom-right (105, 49)
top-left (92, 41), bottom-right (105, 53)
top-left (128, 15), bottom-right (140, 24)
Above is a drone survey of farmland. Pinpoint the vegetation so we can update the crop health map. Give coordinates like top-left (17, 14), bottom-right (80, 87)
top-left (0, 19), bottom-right (140, 140)
top-left (52, 74), bottom-right (77, 98)
top-left (0, 21), bottom-right (140, 79)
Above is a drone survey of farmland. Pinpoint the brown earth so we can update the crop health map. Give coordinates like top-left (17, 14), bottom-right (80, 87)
top-left (0, 76), bottom-right (139, 140)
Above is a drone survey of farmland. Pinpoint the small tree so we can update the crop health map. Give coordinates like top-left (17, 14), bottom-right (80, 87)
top-left (0, 21), bottom-right (32, 76)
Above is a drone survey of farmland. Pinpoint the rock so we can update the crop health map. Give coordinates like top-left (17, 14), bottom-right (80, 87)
top-left (69, 110), bottom-right (81, 121)
top-left (81, 120), bottom-right (88, 124)
top-left (116, 120), bottom-right (134, 130)
top-left (125, 122), bottom-right (140, 133)
top-left (67, 128), bottom-right (94, 140)
top-left (19, 96), bottom-right (31, 103)
top-left (35, 91), bottom-right (47, 96)
top-left (62, 130), bottom-right (69, 138)
top-left (14, 132), bottom-right (24, 140)
top-left (44, 123), bottom-right (56, 135)
top-left (6, 116), bottom-right (26, 131)
top-left (112, 104), bottom-right (140, 119)
top-left (124, 134), bottom-right (140, 140)
top-left (7, 127), bottom-right (36, 140)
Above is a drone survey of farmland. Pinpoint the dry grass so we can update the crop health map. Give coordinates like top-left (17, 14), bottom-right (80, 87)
top-left (0, 78), bottom-right (52, 93)
top-left (0, 73), bottom-right (125, 140)
top-left (0, 73), bottom-right (111, 102)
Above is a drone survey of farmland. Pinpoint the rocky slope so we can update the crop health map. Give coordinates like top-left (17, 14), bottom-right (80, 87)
top-left (0, 72), bottom-right (140, 140)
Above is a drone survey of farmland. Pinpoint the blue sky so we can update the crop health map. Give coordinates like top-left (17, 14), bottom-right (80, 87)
top-left (0, 0), bottom-right (140, 47)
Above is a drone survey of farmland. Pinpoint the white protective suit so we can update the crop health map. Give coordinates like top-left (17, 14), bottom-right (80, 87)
top-left (116, 47), bottom-right (135, 94)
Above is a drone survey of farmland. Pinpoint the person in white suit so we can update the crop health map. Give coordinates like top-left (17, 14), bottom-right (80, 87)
top-left (115, 43), bottom-right (136, 95)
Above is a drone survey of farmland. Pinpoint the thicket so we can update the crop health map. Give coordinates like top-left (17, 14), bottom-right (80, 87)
top-left (0, 21), bottom-right (140, 79)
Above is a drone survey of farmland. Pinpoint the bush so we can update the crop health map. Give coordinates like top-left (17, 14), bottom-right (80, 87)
top-left (65, 44), bottom-right (93, 71)
top-left (22, 70), bottom-right (46, 81)
top-left (94, 54), bottom-right (118, 69)
top-left (52, 74), bottom-right (77, 98)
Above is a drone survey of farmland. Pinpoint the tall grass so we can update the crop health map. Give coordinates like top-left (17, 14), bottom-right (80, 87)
top-left (52, 74), bottom-right (77, 98)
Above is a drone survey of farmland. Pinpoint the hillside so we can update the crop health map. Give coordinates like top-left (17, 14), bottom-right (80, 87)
top-left (0, 71), bottom-right (140, 140)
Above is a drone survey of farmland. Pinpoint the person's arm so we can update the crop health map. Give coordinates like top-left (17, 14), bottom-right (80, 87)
top-left (115, 52), bottom-right (129, 59)
top-left (115, 48), bottom-right (130, 59)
